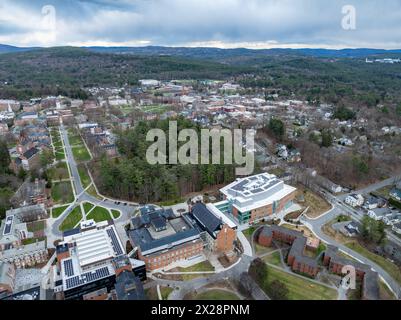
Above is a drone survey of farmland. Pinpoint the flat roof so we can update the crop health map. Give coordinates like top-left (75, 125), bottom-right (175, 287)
top-left (2, 215), bottom-right (14, 236)
top-left (220, 173), bottom-right (296, 212)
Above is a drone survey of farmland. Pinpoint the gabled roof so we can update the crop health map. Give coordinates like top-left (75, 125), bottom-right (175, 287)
top-left (23, 147), bottom-right (39, 159)
top-left (191, 203), bottom-right (222, 237)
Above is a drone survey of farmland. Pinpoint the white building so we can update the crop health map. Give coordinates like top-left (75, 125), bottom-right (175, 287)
top-left (345, 194), bottom-right (364, 207)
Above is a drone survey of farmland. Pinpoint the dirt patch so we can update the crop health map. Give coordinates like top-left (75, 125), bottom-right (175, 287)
top-left (295, 185), bottom-right (331, 219)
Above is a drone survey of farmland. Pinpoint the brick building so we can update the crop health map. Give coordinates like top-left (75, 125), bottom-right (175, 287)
top-left (323, 245), bottom-right (380, 300)
top-left (258, 225), bottom-right (319, 277)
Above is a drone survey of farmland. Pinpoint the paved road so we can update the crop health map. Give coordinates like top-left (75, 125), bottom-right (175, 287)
top-left (150, 255), bottom-right (254, 300)
top-left (302, 206), bottom-right (401, 299)
top-left (49, 125), bottom-right (137, 238)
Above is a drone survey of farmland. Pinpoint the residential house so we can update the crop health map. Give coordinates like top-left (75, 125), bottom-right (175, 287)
top-left (345, 194), bottom-right (364, 207)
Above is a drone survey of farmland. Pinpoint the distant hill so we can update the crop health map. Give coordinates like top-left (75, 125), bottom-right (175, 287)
top-left (0, 44), bottom-right (38, 53)
top-left (85, 46), bottom-right (401, 59)
top-left (1, 44), bottom-right (401, 59)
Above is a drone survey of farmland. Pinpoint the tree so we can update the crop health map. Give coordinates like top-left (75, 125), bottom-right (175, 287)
top-left (267, 118), bottom-right (285, 140)
top-left (248, 258), bottom-right (268, 286)
top-left (332, 106), bottom-right (356, 121)
top-left (17, 167), bottom-right (27, 180)
top-left (361, 215), bottom-right (386, 245)
top-left (40, 149), bottom-right (55, 168)
top-left (321, 130), bottom-right (333, 148)
top-left (268, 280), bottom-right (289, 300)
top-left (0, 140), bottom-right (11, 174)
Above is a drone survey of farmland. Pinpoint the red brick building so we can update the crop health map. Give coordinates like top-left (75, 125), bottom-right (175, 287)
top-left (258, 225), bottom-right (319, 277)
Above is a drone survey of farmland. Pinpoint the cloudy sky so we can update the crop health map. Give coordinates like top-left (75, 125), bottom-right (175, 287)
top-left (0, 0), bottom-right (401, 49)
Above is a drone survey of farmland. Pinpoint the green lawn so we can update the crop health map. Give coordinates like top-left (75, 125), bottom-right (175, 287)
top-left (87, 185), bottom-right (103, 200)
top-left (72, 145), bottom-right (91, 162)
top-left (345, 242), bottom-right (401, 285)
top-left (48, 162), bottom-right (69, 181)
top-left (179, 261), bottom-right (215, 273)
top-left (78, 164), bottom-right (91, 188)
top-left (160, 286), bottom-right (174, 300)
top-left (263, 251), bottom-right (282, 266)
top-left (52, 205), bottom-right (69, 218)
top-left (51, 181), bottom-right (74, 204)
top-left (242, 227), bottom-right (256, 239)
top-left (111, 209), bottom-right (121, 219)
top-left (87, 206), bottom-right (112, 222)
top-left (27, 220), bottom-right (45, 232)
top-left (22, 237), bottom-right (46, 245)
top-left (68, 133), bottom-right (83, 146)
top-left (264, 265), bottom-right (337, 300)
top-left (55, 150), bottom-right (65, 161)
top-left (83, 202), bottom-right (95, 214)
top-left (195, 290), bottom-right (240, 300)
top-left (59, 206), bottom-right (83, 231)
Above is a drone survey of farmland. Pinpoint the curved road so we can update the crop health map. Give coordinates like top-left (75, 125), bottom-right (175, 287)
top-left (50, 124), bottom-right (137, 237)
top-left (302, 206), bottom-right (401, 299)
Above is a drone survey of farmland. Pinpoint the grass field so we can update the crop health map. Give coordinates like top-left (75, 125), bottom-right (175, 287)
top-left (59, 206), bottom-right (83, 231)
top-left (55, 150), bottom-right (65, 161)
top-left (175, 261), bottom-right (215, 281)
top-left (83, 202), bottom-right (95, 214)
top-left (263, 251), bottom-right (282, 266)
top-left (27, 220), bottom-right (45, 233)
top-left (179, 261), bottom-right (215, 273)
top-left (242, 227), bottom-right (256, 240)
top-left (72, 145), bottom-right (91, 162)
top-left (22, 237), bottom-right (46, 245)
top-left (345, 242), bottom-right (401, 285)
top-left (264, 265), bottom-right (337, 300)
top-left (77, 164), bottom-right (91, 188)
top-left (51, 181), bottom-right (74, 204)
top-left (48, 162), bottom-right (69, 181)
top-left (141, 104), bottom-right (171, 114)
top-left (111, 209), bottom-right (121, 219)
top-left (87, 185), bottom-right (103, 200)
top-left (194, 290), bottom-right (240, 300)
top-left (87, 206), bottom-right (112, 222)
top-left (52, 205), bottom-right (69, 218)
top-left (160, 286), bottom-right (174, 300)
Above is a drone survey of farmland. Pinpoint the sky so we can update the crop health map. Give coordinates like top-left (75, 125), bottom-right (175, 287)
top-left (0, 0), bottom-right (401, 49)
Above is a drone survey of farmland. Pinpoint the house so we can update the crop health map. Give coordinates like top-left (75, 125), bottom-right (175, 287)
top-left (363, 196), bottom-right (384, 210)
top-left (0, 123), bottom-right (8, 135)
top-left (392, 222), bottom-right (401, 234)
top-left (345, 194), bottom-right (364, 207)
top-left (11, 147), bottom-right (41, 172)
top-left (390, 188), bottom-right (401, 202)
top-left (342, 222), bottom-right (360, 237)
top-left (367, 207), bottom-right (392, 221)
top-left (14, 112), bottom-right (39, 126)
top-left (382, 212), bottom-right (401, 226)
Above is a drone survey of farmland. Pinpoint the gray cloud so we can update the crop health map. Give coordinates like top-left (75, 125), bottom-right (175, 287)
top-left (0, 0), bottom-right (401, 48)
